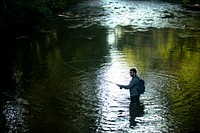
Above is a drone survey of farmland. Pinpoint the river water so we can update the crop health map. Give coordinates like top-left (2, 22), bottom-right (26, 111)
top-left (1, 0), bottom-right (200, 132)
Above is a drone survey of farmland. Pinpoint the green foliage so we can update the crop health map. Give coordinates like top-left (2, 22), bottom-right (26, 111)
top-left (0, 0), bottom-right (85, 29)
top-left (1, 0), bottom-right (81, 22)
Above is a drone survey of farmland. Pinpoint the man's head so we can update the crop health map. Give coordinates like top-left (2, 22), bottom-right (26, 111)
top-left (130, 68), bottom-right (137, 77)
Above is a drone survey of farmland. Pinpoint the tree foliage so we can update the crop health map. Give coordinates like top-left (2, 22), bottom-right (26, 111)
top-left (1, 0), bottom-right (76, 17)
top-left (1, 0), bottom-right (83, 29)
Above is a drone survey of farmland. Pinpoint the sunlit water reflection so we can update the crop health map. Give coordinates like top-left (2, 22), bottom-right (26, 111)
top-left (2, 0), bottom-right (200, 132)
top-left (66, 0), bottom-right (200, 29)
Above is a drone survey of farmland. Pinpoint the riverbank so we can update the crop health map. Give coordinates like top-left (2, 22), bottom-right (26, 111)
top-left (0, 0), bottom-right (83, 40)
top-left (181, 4), bottom-right (200, 11)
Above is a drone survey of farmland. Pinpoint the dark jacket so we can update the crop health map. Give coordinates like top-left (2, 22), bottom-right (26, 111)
top-left (119, 75), bottom-right (140, 96)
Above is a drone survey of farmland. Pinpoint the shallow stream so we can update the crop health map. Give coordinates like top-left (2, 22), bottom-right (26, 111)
top-left (1, 0), bottom-right (200, 132)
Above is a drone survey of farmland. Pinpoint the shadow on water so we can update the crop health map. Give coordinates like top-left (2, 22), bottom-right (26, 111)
top-left (129, 101), bottom-right (145, 128)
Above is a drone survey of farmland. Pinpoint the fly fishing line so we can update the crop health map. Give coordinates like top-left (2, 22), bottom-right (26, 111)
top-left (63, 61), bottom-right (117, 85)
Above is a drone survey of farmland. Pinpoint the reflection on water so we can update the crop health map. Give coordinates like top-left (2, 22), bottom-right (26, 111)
top-left (3, 25), bottom-right (200, 132)
top-left (1, 0), bottom-right (200, 132)
top-left (129, 102), bottom-right (144, 128)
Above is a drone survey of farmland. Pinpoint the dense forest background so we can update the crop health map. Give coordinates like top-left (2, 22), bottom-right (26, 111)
top-left (0, 0), bottom-right (84, 33)
top-left (0, 0), bottom-right (200, 33)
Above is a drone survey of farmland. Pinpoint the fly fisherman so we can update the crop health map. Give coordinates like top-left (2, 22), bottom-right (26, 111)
top-left (117, 68), bottom-right (140, 103)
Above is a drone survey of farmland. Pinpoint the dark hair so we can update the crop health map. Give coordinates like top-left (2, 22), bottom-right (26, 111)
top-left (130, 68), bottom-right (137, 74)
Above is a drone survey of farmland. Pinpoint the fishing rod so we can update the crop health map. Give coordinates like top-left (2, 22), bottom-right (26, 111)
top-left (63, 62), bottom-right (117, 85)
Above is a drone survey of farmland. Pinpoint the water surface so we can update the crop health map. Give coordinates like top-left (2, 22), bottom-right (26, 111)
top-left (1, 0), bottom-right (200, 132)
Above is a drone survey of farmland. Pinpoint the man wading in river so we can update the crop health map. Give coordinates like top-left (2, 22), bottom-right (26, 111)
top-left (117, 68), bottom-right (140, 103)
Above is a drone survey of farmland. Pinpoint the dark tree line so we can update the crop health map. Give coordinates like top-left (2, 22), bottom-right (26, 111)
top-left (0, 0), bottom-right (84, 31)
top-left (1, 0), bottom-right (82, 17)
